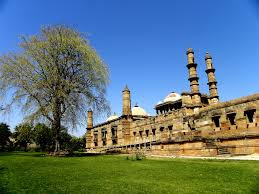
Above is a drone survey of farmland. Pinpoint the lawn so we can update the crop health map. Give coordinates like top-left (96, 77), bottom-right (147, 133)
top-left (0, 152), bottom-right (259, 193)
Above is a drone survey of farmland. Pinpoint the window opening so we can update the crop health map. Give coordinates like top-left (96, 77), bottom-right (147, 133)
top-left (244, 109), bottom-right (256, 123)
top-left (111, 127), bottom-right (117, 145)
top-left (227, 113), bottom-right (236, 125)
top-left (145, 130), bottom-right (149, 137)
top-left (212, 116), bottom-right (220, 127)
top-left (139, 131), bottom-right (143, 139)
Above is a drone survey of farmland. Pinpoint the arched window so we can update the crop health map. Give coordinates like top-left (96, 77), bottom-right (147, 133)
top-left (244, 109), bottom-right (256, 123)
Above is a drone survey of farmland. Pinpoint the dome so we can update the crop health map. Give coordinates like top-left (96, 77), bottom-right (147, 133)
top-left (205, 52), bottom-right (212, 60)
top-left (156, 101), bottom-right (163, 105)
top-left (106, 113), bottom-right (119, 121)
top-left (163, 92), bottom-right (181, 102)
top-left (132, 104), bottom-right (148, 116)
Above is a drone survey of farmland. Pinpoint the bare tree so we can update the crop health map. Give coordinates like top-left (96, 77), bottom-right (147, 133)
top-left (0, 25), bottom-right (109, 152)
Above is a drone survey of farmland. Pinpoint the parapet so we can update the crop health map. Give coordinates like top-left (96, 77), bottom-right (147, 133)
top-left (200, 93), bottom-right (259, 113)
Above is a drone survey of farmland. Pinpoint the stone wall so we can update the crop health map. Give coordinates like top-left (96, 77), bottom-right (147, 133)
top-left (86, 94), bottom-right (259, 156)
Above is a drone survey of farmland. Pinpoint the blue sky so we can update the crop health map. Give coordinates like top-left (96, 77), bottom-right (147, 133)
top-left (0, 0), bottom-right (258, 136)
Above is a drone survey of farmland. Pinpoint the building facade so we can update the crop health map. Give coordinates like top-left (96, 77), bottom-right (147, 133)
top-left (86, 48), bottom-right (259, 156)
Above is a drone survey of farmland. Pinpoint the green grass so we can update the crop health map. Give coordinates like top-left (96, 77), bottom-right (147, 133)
top-left (0, 152), bottom-right (259, 193)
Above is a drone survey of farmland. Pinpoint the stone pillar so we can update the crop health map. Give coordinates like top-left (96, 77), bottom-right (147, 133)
top-left (181, 92), bottom-right (193, 115)
top-left (205, 52), bottom-right (219, 104)
top-left (186, 48), bottom-right (201, 107)
top-left (87, 109), bottom-right (93, 129)
top-left (86, 109), bottom-right (93, 149)
top-left (122, 85), bottom-right (132, 116)
top-left (122, 118), bottom-right (131, 145)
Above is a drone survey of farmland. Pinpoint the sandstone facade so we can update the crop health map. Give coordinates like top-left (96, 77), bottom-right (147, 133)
top-left (86, 49), bottom-right (259, 157)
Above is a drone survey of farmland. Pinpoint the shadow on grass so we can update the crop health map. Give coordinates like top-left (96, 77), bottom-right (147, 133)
top-left (68, 151), bottom-right (129, 157)
top-left (0, 166), bottom-right (9, 193)
top-left (0, 152), bottom-right (45, 157)
top-left (0, 167), bottom-right (8, 171)
top-left (0, 151), bottom-right (107, 158)
top-left (250, 174), bottom-right (259, 193)
top-left (251, 186), bottom-right (259, 193)
top-left (66, 152), bottom-right (104, 157)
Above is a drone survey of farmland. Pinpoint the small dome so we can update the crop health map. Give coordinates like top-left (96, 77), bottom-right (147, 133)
top-left (132, 104), bottom-right (148, 116)
top-left (186, 48), bottom-right (194, 54)
top-left (156, 101), bottom-right (163, 105)
top-left (106, 113), bottom-right (119, 121)
top-left (163, 92), bottom-right (181, 102)
top-left (205, 52), bottom-right (212, 60)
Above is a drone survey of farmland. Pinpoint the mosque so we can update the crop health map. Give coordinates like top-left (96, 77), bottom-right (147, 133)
top-left (86, 48), bottom-right (259, 156)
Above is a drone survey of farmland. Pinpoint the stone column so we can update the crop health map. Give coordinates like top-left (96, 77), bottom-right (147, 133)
top-left (205, 52), bottom-right (219, 104)
top-left (122, 118), bottom-right (131, 145)
top-left (106, 126), bottom-right (112, 146)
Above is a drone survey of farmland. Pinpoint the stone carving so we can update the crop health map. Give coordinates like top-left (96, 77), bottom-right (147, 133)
top-left (86, 49), bottom-right (259, 157)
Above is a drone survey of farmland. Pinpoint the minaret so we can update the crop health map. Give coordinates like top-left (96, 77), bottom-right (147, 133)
top-left (87, 109), bottom-right (93, 129)
top-left (122, 85), bottom-right (132, 116)
top-left (205, 52), bottom-right (219, 104)
top-left (186, 48), bottom-right (201, 106)
top-left (86, 109), bottom-right (93, 149)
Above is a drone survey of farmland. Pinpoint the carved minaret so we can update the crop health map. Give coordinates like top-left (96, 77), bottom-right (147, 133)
top-left (87, 109), bottom-right (93, 129)
top-left (86, 109), bottom-right (93, 149)
top-left (186, 48), bottom-right (201, 107)
top-left (205, 52), bottom-right (219, 104)
top-left (122, 85), bottom-right (132, 116)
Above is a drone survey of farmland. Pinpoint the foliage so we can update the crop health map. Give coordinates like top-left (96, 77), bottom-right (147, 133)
top-left (59, 127), bottom-right (72, 151)
top-left (0, 153), bottom-right (259, 193)
top-left (13, 123), bottom-right (33, 151)
top-left (0, 25), bottom-right (109, 152)
top-left (33, 123), bottom-right (53, 151)
top-left (0, 123), bottom-right (11, 151)
top-left (126, 150), bottom-right (146, 161)
top-left (69, 136), bottom-right (85, 152)
top-left (12, 122), bottom-right (84, 152)
top-left (135, 150), bottom-right (146, 160)
top-left (58, 130), bottom-right (85, 152)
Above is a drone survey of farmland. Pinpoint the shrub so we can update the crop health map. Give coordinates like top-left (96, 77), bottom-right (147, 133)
top-left (0, 123), bottom-right (12, 151)
top-left (126, 151), bottom-right (146, 161)
top-left (135, 151), bottom-right (146, 160)
top-left (13, 123), bottom-right (34, 151)
top-left (34, 123), bottom-right (53, 151)
top-left (70, 137), bottom-right (85, 152)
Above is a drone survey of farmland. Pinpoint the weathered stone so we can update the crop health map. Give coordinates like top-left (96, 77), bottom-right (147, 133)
top-left (85, 49), bottom-right (259, 157)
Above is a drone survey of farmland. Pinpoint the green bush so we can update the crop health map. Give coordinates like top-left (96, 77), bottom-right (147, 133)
top-left (126, 151), bottom-right (146, 161)
top-left (69, 137), bottom-right (85, 152)
top-left (13, 123), bottom-right (34, 152)
top-left (10, 123), bottom-right (85, 153)
top-left (135, 151), bottom-right (146, 160)
top-left (0, 123), bottom-right (12, 151)
top-left (33, 123), bottom-right (53, 151)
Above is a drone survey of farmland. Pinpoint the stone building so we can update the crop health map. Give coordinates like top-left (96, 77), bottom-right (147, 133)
top-left (86, 48), bottom-right (259, 156)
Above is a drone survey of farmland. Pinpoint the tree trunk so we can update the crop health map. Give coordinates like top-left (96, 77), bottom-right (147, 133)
top-left (53, 120), bottom-right (61, 153)
top-left (52, 98), bottom-right (62, 154)
top-left (52, 117), bottom-right (61, 153)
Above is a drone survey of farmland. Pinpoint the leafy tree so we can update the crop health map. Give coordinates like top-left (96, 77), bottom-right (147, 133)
top-left (70, 136), bottom-right (85, 152)
top-left (59, 127), bottom-right (72, 151)
top-left (34, 123), bottom-right (53, 151)
top-left (13, 123), bottom-right (33, 151)
top-left (0, 25), bottom-right (109, 152)
top-left (0, 123), bottom-right (11, 151)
